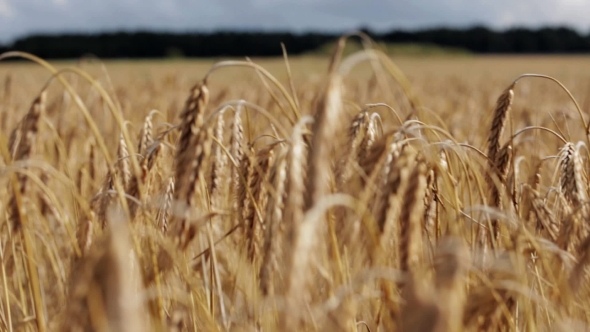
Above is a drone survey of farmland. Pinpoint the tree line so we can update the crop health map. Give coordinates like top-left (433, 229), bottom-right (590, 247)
top-left (1, 26), bottom-right (589, 59)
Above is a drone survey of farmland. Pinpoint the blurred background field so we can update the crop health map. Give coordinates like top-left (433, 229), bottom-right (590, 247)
top-left (4, 54), bottom-right (590, 144)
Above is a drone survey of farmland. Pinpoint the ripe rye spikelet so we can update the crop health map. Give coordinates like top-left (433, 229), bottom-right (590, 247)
top-left (176, 81), bottom-right (209, 161)
top-left (39, 170), bottom-right (60, 220)
top-left (245, 143), bottom-right (274, 261)
top-left (530, 190), bottom-right (559, 241)
top-left (137, 110), bottom-right (155, 156)
top-left (520, 157), bottom-right (541, 225)
top-left (8, 91), bottom-right (47, 230)
top-left (126, 142), bottom-right (161, 220)
top-left (230, 106), bottom-right (245, 210)
top-left (352, 132), bottom-right (405, 250)
top-left (359, 112), bottom-right (379, 162)
top-left (125, 155), bottom-right (149, 220)
top-left (176, 125), bottom-right (212, 249)
top-left (209, 110), bottom-right (228, 204)
top-left (483, 83), bottom-right (514, 248)
top-left (359, 128), bottom-right (404, 189)
top-left (8, 91), bottom-right (46, 159)
top-left (359, 133), bottom-right (388, 179)
top-left (157, 177), bottom-right (175, 233)
top-left (259, 149), bottom-right (287, 295)
top-left (172, 81), bottom-right (210, 249)
top-left (76, 213), bottom-right (95, 256)
top-left (339, 111), bottom-right (381, 190)
top-left (482, 83), bottom-right (513, 244)
top-left (237, 144), bottom-right (254, 232)
top-left (349, 111), bottom-right (369, 143)
top-left (557, 142), bottom-right (587, 252)
top-left (144, 142), bottom-right (162, 189)
top-left (489, 142), bottom-right (512, 241)
top-left (337, 110), bottom-right (369, 187)
top-left (117, 133), bottom-right (131, 189)
top-left (370, 143), bottom-right (414, 320)
top-left (95, 168), bottom-right (116, 228)
top-left (230, 106), bottom-right (244, 179)
top-left (147, 141), bottom-right (162, 169)
top-left (558, 142), bottom-right (587, 208)
top-left (375, 139), bottom-right (410, 237)
top-left (487, 83), bottom-right (514, 163)
top-left (335, 112), bottom-right (385, 246)
top-left (399, 154), bottom-right (427, 273)
top-left (497, 143), bottom-right (513, 183)
top-left (479, 141), bottom-right (512, 253)
top-left (376, 130), bottom-right (406, 188)
top-left (174, 80), bottom-right (209, 197)
top-left (127, 141), bottom-right (162, 218)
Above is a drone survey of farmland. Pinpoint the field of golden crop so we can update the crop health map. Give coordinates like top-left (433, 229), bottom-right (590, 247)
top-left (2, 43), bottom-right (590, 331)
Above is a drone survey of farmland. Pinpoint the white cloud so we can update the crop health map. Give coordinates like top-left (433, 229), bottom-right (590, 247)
top-left (0, 0), bottom-right (14, 18)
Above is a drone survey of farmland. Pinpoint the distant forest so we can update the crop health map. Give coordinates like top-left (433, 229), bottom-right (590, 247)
top-left (2, 26), bottom-right (590, 59)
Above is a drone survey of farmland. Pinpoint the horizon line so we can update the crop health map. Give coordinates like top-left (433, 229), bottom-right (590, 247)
top-left (4, 23), bottom-right (590, 45)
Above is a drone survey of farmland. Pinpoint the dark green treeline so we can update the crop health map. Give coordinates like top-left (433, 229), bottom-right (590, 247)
top-left (1, 26), bottom-right (590, 59)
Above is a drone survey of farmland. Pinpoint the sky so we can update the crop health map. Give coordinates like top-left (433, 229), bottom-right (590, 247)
top-left (1, 0), bottom-right (590, 43)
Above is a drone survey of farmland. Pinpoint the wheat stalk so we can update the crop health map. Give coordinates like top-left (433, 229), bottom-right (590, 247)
top-left (434, 237), bottom-right (470, 332)
top-left (63, 206), bottom-right (150, 331)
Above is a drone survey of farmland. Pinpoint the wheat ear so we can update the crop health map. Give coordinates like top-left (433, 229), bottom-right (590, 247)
top-left (172, 80), bottom-right (211, 249)
top-left (117, 133), bottom-right (131, 189)
top-left (9, 91), bottom-right (47, 231)
top-left (245, 144), bottom-right (274, 261)
top-left (137, 110), bottom-right (155, 156)
top-left (487, 84), bottom-right (515, 163)
top-left (209, 109), bottom-right (228, 205)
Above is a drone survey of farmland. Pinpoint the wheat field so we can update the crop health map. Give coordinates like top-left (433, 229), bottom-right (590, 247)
top-left (2, 40), bottom-right (590, 331)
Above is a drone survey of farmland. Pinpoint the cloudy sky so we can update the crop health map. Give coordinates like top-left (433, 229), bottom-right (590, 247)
top-left (1, 0), bottom-right (589, 43)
